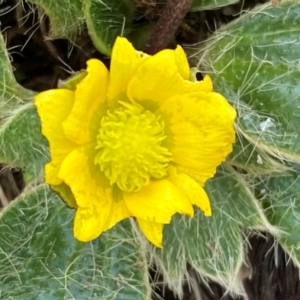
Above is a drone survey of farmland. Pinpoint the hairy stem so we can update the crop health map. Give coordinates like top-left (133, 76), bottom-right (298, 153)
top-left (145, 0), bottom-right (193, 54)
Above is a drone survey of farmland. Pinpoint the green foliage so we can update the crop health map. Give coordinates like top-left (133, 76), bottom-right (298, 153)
top-left (85, 0), bottom-right (134, 56)
top-left (1, 1), bottom-right (300, 299)
top-left (27, 0), bottom-right (84, 38)
top-left (0, 34), bottom-right (33, 115)
top-left (0, 104), bottom-right (49, 182)
top-left (0, 185), bottom-right (150, 300)
top-left (257, 164), bottom-right (300, 266)
top-left (152, 166), bottom-right (273, 296)
top-left (191, 0), bottom-right (300, 283)
top-left (228, 132), bottom-right (289, 174)
top-left (191, 0), bottom-right (239, 11)
top-left (197, 0), bottom-right (300, 166)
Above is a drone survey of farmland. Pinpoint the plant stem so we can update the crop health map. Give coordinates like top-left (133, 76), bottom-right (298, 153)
top-left (145, 0), bottom-right (193, 54)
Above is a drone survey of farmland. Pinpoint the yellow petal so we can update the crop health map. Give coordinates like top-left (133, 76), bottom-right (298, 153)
top-left (35, 89), bottom-right (77, 185)
top-left (73, 189), bottom-right (131, 241)
top-left (58, 147), bottom-right (131, 240)
top-left (58, 147), bottom-right (118, 241)
top-left (168, 166), bottom-right (211, 216)
top-left (127, 49), bottom-right (213, 109)
top-left (74, 205), bottom-right (109, 242)
top-left (197, 74), bottom-right (212, 90)
top-left (107, 37), bottom-right (148, 108)
top-left (174, 45), bottom-right (190, 80)
top-left (158, 92), bottom-right (236, 185)
top-left (63, 59), bottom-right (108, 145)
top-left (58, 146), bottom-right (111, 208)
top-left (137, 218), bottom-right (164, 248)
top-left (51, 183), bottom-right (77, 208)
top-left (124, 179), bottom-right (194, 224)
top-left (104, 197), bottom-right (132, 232)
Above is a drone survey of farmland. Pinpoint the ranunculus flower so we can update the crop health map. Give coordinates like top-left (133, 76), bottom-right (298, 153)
top-left (35, 37), bottom-right (236, 247)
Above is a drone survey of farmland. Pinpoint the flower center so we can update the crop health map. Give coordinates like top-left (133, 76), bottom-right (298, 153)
top-left (94, 102), bottom-right (171, 192)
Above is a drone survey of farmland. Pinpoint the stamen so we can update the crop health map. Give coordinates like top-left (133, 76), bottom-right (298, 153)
top-left (94, 102), bottom-right (171, 192)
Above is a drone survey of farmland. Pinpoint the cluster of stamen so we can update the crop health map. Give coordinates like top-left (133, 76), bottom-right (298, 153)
top-left (94, 102), bottom-right (171, 192)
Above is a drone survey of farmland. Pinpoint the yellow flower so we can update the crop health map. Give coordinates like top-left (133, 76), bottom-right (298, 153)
top-left (35, 37), bottom-right (236, 248)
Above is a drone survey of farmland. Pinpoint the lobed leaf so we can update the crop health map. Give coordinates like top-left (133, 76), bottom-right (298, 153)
top-left (228, 133), bottom-right (289, 175)
top-left (27, 0), bottom-right (84, 38)
top-left (0, 185), bottom-right (150, 300)
top-left (84, 0), bottom-right (134, 56)
top-left (194, 0), bottom-right (300, 165)
top-left (257, 164), bottom-right (300, 267)
top-left (152, 166), bottom-right (273, 296)
top-left (0, 104), bottom-right (49, 182)
top-left (0, 34), bottom-right (33, 115)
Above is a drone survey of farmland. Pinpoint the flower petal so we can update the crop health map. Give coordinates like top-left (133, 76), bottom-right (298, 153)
top-left (124, 179), bottom-right (194, 224)
top-left (35, 89), bottom-right (77, 185)
top-left (127, 49), bottom-right (213, 109)
top-left (136, 218), bottom-right (164, 248)
top-left (58, 147), bottom-right (132, 241)
top-left (174, 45), bottom-right (190, 80)
top-left (108, 37), bottom-right (148, 108)
top-left (59, 147), bottom-right (118, 241)
top-left (158, 92), bottom-right (236, 185)
top-left (168, 166), bottom-right (211, 216)
top-left (74, 195), bottom-right (131, 241)
top-left (104, 196), bottom-right (132, 232)
top-left (63, 59), bottom-right (108, 145)
top-left (74, 205), bottom-right (108, 242)
top-left (58, 146), bottom-right (111, 208)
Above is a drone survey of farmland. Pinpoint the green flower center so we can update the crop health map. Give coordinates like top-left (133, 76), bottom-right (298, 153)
top-left (94, 102), bottom-right (171, 192)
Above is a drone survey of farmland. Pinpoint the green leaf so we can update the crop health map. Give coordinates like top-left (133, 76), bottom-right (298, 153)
top-left (0, 104), bottom-right (49, 182)
top-left (191, 0), bottom-right (239, 11)
top-left (85, 0), bottom-right (134, 56)
top-left (0, 34), bottom-right (33, 114)
top-left (228, 134), bottom-right (289, 174)
top-left (0, 185), bottom-right (150, 299)
top-left (257, 164), bottom-right (300, 266)
top-left (27, 0), bottom-right (84, 38)
top-left (152, 166), bottom-right (273, 295)
top-left (195, 0), bottom-right (300, 164)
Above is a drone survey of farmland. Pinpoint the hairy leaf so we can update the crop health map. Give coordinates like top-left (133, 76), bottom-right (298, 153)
top-left (152, 166), bottom-right (273, 296)
top-left (196, 0), bottom-right (300, 164)
top-left (257, 164), bottom-right (300, 267)
top-left (228, 134), bottom-right (289, 174)
top-left (85, 0), bottom-right (134, 55)
top-left (0, 104), bottom-right (49, 181)
top-left (191, 0), bottom-right (239, 11)
top-left (0, 34), bottom-right (32, 114)
top-left (0, 185), bottom-right (150, 300)
top-left (27, 0), bottom-right (84, 38)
